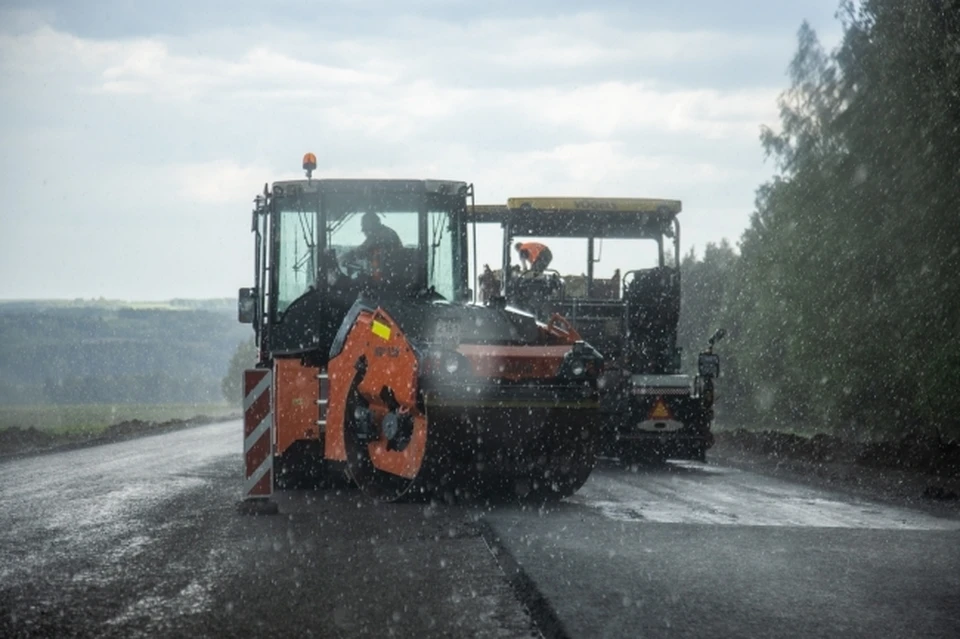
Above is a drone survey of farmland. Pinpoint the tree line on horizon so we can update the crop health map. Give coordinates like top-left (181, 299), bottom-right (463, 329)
top-left (679, 0), bottom-right (960, 441)
top-left (0, 304), bottom-right (249, 406)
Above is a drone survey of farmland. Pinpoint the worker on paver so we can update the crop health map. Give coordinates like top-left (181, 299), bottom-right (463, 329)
top-left (514, 241), bottom-right (553, 277)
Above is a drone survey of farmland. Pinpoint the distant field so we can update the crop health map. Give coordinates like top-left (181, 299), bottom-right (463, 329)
top-left (0, 298), bottom-right (235, 311)
top-left (0, 403), bottom-right (240, 435)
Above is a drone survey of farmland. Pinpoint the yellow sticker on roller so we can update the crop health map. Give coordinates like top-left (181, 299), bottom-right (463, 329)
top-left (371, 319), bottom-right (391, 340)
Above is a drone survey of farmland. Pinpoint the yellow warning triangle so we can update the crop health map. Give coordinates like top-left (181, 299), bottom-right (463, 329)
top-left (649, 399), bottom-right (672, 420)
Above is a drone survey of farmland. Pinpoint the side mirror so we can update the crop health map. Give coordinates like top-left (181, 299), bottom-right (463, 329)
top-left (698, 353), bottom-right (720, 378)
top-left (238, 287), bottom-right (257, 324)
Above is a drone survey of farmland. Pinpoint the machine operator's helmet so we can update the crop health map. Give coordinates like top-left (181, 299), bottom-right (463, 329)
top-left (361, 212), bottom-right (381, 234)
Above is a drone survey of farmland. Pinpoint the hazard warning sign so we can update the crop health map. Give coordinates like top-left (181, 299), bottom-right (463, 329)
top-left (649, 398), bottom-right (672, 420)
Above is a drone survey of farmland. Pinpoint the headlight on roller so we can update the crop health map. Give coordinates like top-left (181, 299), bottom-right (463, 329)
top-left (418, 349), bottom-right (471, 377)
top-left (560, 341), bottom-right (603, 381)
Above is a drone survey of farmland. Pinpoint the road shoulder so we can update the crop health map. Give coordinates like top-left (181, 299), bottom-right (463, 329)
top-left (0, 413), bottom-right (241, 461)
top-left (709, 434), bottom-right (960, 518)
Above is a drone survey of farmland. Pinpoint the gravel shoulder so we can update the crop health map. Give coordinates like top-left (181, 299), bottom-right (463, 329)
top-left (0, 412), bottom-right (241, 460)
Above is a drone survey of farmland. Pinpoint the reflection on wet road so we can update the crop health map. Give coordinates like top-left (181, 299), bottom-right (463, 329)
top-left (2, 423), bottom-right (958, 638)
top-left (571, 460), bottom-right (960, 529)
top-left (485, 461), bottom-right (960, 639)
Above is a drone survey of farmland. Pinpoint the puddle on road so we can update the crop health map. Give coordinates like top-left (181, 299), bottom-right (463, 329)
top-left (574, 463), bottom-right (960, 531)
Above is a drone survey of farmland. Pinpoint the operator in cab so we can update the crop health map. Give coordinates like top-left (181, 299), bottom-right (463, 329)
top-left (341, 212), bottom-right (403, 281)
top-left (514, 241), bottom-right (553, 278)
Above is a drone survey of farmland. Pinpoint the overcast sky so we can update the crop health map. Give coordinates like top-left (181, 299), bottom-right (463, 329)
top-left (0, 0), bottom-right (843, 300)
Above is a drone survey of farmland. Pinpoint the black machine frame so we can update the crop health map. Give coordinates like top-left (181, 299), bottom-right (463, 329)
top-left (468, 196), bottom-right (723, 463)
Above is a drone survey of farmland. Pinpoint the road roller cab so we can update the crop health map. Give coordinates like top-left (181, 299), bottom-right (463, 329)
top-left (238, 158), bottom-right (604, 501)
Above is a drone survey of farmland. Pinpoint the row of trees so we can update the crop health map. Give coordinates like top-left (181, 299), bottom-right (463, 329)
top-left (681, 0), bottom-right (960, 440)
top-left (222, 337), bottom-right (258, 403)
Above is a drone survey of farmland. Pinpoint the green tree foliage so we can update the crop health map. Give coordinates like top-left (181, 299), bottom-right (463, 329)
top-left (679, 241), bottom-right (756, 421)
top-left (726, 0), bottom-right (960, 439)
top-left (222, 337), bottom-right (259, 404)
top-left (679, 240), bottom-right (738, 354)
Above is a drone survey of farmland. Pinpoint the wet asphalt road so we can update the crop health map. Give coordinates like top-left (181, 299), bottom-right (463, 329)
top-left (2, 421), bottom-right (959, 638)
top-left (485, 462), bottom-right (960, 638)
top-left (0, 421), bottom-right (531, 638)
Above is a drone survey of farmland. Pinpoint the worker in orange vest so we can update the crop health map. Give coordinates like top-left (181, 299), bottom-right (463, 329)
top-left (514, 241), bottom-right (553, 277)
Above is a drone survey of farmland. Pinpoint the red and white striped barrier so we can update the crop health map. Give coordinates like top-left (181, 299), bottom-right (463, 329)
top-left (238, 367), bottom-right (278, 515)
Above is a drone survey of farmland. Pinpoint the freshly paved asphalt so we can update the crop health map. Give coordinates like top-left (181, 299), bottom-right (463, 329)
top-left (0, 421), bottom-right (532, 638)
top-left (484, 461), bottom-right (960, 638)
top-left (2, 422), bottom-right (958, 638)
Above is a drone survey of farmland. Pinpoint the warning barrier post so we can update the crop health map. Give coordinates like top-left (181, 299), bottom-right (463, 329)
top-left (237, 367), bottom-right (279, 515)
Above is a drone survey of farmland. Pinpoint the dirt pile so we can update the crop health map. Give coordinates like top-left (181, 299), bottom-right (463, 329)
top-left (857, 434), bottom-right (960, 478)
top-left (0, 426), bottom-right (54, 453)
top-left (717, 428), bottom-right (960, 486)
top-left (103, 418), bottom-right (194, 439)
top-left (718, 430), bottom-right (849, 464)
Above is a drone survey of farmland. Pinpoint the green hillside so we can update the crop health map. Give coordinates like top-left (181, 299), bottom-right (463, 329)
top-left (0, 299), bottom-right (251, 405)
